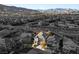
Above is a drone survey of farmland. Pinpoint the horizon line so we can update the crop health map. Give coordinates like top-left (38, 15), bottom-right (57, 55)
top-left (3, 4), bottom-right (79, 10)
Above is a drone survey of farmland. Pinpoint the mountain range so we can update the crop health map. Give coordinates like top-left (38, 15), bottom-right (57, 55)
top-left (39, 8), bottom-right (79, 14)
top-left (0, 4), bottom-right (39, 13)
top-left (0, 4), bottom-right (79, 14)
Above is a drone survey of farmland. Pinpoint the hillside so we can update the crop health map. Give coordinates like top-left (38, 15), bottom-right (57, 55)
top-left (0, 4), bottom-right (40, 16)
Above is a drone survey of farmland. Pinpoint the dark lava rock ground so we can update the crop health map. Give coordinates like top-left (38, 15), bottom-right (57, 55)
top-left (0, 23), bottom-right (79, 54)
top-left (0, 14), bottom-right (79, 54)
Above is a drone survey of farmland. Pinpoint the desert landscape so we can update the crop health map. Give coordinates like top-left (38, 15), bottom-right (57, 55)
top-left (0, 4), bottom-right (79, 54)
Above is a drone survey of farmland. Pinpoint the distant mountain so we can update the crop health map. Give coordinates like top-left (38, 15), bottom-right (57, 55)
top-left (0, 4), bottom-right (39, 13)
top-left (40, 8), bottom-right (79, 14)
top-left (0, 4), bottom-right (79, 15)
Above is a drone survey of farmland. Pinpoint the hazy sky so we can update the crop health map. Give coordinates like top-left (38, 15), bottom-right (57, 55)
top-left (6, 4), bottom-right (79, 10)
